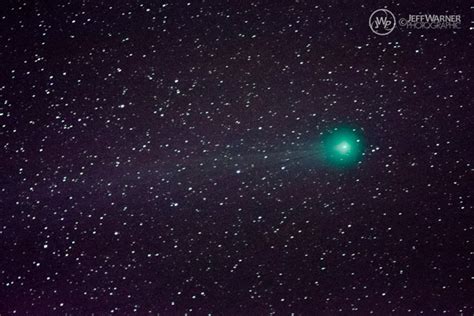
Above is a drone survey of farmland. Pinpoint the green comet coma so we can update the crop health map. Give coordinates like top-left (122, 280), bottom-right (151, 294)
top-left (319, 127), bottom-right (365, 168)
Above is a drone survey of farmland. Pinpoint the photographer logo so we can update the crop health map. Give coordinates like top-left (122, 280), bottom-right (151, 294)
top-left (369, 9), bottom-right (396, 36)
top-left (369, 9), bottom-right (462, 36)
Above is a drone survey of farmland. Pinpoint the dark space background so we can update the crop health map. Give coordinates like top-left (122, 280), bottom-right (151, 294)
top-left (1, 0), bottom-right (472, 314)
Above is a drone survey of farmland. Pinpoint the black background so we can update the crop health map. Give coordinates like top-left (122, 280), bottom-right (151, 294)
top-left (1, 0), bottom-right (472, 314)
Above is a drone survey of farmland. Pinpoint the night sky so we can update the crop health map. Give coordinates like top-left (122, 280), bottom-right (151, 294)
top-left (1, 1), bottom-right (473, 314)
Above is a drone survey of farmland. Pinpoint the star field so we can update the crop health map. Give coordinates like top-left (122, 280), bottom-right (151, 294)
top-left (1, 1), bottom-right (473, 314)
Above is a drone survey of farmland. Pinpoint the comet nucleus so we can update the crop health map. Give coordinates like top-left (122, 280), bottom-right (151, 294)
top-left (320, 127), bottom-right (364, 168)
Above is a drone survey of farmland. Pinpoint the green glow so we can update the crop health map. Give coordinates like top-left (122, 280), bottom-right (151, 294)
top-left (319, 127), bottom-right (365, 168)
top-left (335, 141), bottom-right (351, 154)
